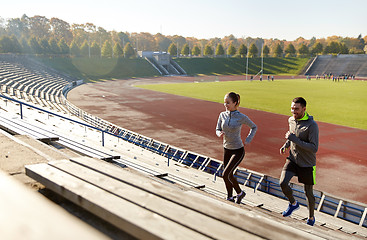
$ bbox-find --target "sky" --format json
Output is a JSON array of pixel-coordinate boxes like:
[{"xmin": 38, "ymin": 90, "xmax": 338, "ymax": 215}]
[{"xmin": 1, "ymin": 0, "xmax": 366, "ymax": 41}]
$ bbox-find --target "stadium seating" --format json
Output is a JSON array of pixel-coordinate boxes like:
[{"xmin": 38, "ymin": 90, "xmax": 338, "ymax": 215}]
[
  {"xmin": 27, "ymin": 157, "xmax": 314, "ymax": 239},
  {"xmin": 0, "ymin": 169, "xmax": 109, "ymax": 240},
  {"xmin": 0, "ymin": 54, "xmax": 77, "ymax": 112},
  {"xmin": 306, "ymin": 54, "xmax": 367, "ymax": 77},
  {"xmin": 1, "ymin": 54, "xmax": 367, "ymax": 238}
]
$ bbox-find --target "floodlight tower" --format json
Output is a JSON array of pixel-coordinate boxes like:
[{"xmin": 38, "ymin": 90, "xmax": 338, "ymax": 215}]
[
  {"xmin": 261, "ymin": 43, "xmax": 264, "ymax": 80},
  {"xmin": 246, "ymin": 43, "xmax": 249, "ymax": 80}
]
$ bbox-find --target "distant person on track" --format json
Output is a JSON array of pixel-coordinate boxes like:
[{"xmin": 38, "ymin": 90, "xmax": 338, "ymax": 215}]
[
  {"xmin": 216, "ymin": 92, "xmax": 257, "ymax": 204},
  {"xmin": 279, "ymin": 97, "xmax": 319, "ymax": 226}
]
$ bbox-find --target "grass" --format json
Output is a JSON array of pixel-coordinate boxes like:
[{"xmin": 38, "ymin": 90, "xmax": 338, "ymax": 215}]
[
  {"xmin": 34, "ymin": 56, "xmax": 309, "ymax": 81},
  {"xmin": 35, "ymin": 56, "xmax": 159, "ymax": 81},
  {"xmin": 136, "ymin": 79, "xmax": 367, "ymax": 130},
  {"xmin": 174, "ymin": 57, "xmax": 309, "ymax": 75}
]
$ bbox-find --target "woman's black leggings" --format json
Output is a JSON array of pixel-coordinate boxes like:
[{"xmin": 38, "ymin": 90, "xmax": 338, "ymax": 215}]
[{"xmin": 223, "ymin": 147, "xmax": 245, "ymax": 198}]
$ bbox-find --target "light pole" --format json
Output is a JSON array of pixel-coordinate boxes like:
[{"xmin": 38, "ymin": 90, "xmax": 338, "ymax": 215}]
[
  {"xmin": 246, "ymin": 43, "xmax": 249, "ymax": 80},
  {"xmin": 123, "ymin": 38, "xmax": 125, "ymax": 58},
  {"xmin": 88, "ymin": 34, "xmax": 91, "ymax": 58},
  {"xmin": 261, "ymin": 43, "xmax": 264, "ymax": 80}
]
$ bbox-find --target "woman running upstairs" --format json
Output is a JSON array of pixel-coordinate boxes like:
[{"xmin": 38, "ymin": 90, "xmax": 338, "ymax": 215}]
[{"xmin": 216, "ymin": 92, "xmax": 257, "ymax": 204}]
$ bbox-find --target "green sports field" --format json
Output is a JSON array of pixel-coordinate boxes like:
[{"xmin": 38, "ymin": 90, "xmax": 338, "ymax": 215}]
[{"xmin": 136, "ymin": 79, "xmax": 367, "ymax": 130}]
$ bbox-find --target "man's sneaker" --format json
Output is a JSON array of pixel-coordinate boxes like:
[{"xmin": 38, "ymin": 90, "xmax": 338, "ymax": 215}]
[
  {"xmin": 306, "ymin": 217, "xmax": 315, "ymax": 226},
  {"xmin": 282, "ymin": 201, "xmax": 300, "ymax": 217},
  {"xmin": 236, "ymin": 190, "xmax": 246, "ymax": 204},
  {"xmin": 227, "ymin": 196, "xmax": 235, "ymax": 202}
]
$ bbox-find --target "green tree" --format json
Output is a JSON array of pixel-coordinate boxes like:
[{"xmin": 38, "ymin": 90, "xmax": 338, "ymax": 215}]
[
  {"xmin": 90, "ymin": 41, "xmax": 100, "ymax": 57},
  {"xmin": 324, "ymin": 41, "xmax": 340, "ymax": 54},
  {"xmin": 285, "ymin": 43, "xmax": 296, "ymax": 57},
  {"xmin": 215, "ymin": 44, "xmax": 225, "ymax": 55},
  {"xmin": 69, "ymin": 40, "xmax": 80, "ymax": 56},
  {"xmin": 181, "ymin": 43, "xmax": 189, "ymax": 56},
  {"xmin": 0, "ymin": 36, "xmax": 21, "ymax": 53},
  {"xmin": 298, "ymin": 44, "xmax": 309, "ymax": 56},
  {"xmin": 311, "ymin": 42, "xmax": 323, "ymax": 55},
  {"xmin": 191, "ymin": 45, "xmax": 200, "ymax": 56},
  {"xmin": 249, "ymin": 43, "xmax": 258, "ymax": 57},
  {"xmin": 262, "ymin": 45, "xmax": 270, "ymax": 57},
  {"xmin": 123, "ymin": 42, "xmax": 135, "ymax": 58},
  {"xmin": 117, "ymin": 32, "xmax": 130, "ymax": 47},
  {"xmin": 168, "ymin": 43, "xmax": 177, "ymax": 56},
  {"xmin": 273, "ymin": 43, "xmax": 283, "ymax": 57},
  {"xmin": 357, "ymin": 34, "xmax": 365, "ymax": 50},
  {"xmin": 12, "ymin": 36, "xmax": 22, "ymax": 53},
  {"xmin": 20, "ymin": 38, "xmax": 32, "ymax": 53},
  {"xmin": 101, "ymin": 40, "xmax": 112, "ymax": 57},
  {"xmin": 49, "ymin": 38, "xmax": 60, "ymax": 54},
  {"xmin": 238, "ymin": 44, "xmax": 247, "ymax": 58},
  {"xmin": 80, "ymin": 40, "xmax": 89, "ymax": 57},
  {"xmin": 339, "ymin": 43, "xmax": 349, "ymax": 54},
  {"xmin": 204, "ymin": 44, "xmax": 213, "ymax": 56},
  {"xmin": 29, "ymin": 37, "xmax": 42, "ymax": 54},
  {"xmin": 113, "ymin": 43, "xmax": 123, "ymax": 57},
  {"xmin": 39, "ymin": 38, "xmax": 51, "ymax": 54},
  {"xmin": 227, "ymin": 44, "xmax": 236, "ymax": 56},
  {"xmin": 58, "ymin": 38, "xmax": 69, "ymax": 54},
  {"xmin": 323, "ymin": 45, "xmax": 330, "ymax": 54}
]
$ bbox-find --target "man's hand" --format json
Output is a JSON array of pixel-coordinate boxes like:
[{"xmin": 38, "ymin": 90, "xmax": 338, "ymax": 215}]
[{"xmin": 285, "ymin": 131, "xmax": 297, "ymax": 142}]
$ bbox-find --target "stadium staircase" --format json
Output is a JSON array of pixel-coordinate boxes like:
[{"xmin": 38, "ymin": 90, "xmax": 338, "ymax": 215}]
[
  {"xmin": 144, "ymin": 56, "xmax": 187, "ymax": 76},
  {"xmin": 0, "ymin": 54, "xmax": 367, "ymax": 239},
  {"xmin": 305, "ymin": 54, "xmax": 367, "ymax": 77}
]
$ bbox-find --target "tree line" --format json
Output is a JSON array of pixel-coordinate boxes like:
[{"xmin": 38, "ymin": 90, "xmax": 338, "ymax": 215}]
[{"xmin": 0, "ymin": 14, "xmax": 366, "ymax": 58}]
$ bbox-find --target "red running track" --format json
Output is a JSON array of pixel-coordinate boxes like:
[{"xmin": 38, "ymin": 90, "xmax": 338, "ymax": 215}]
[{"xmin": 68, "ymin": 76, "xmax": 367, "ymax": 203}]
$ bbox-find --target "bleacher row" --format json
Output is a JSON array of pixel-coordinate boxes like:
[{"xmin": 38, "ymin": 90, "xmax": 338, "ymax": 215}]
[
  {"xmin": 0, "ymin": 54, "xmax": 78, "ymax": 112},
  {"xmin": 1, "ymin": 54, "xmax": 367, "ymax": 239},
  {"xmin": 305, "ymin": 54, "xmax": 367, "ymax": 77}
]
